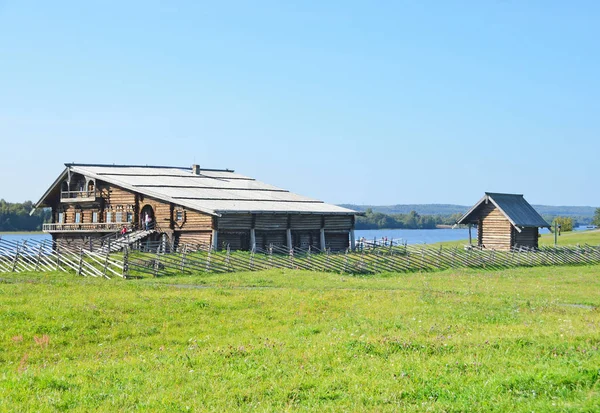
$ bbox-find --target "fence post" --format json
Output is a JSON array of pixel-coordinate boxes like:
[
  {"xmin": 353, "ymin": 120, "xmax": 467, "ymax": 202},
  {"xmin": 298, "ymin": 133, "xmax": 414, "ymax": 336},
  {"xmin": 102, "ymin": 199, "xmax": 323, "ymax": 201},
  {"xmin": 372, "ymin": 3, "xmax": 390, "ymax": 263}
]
[
  {"xmin": 206, "ymin": 245, "xmax": 212, "ymax": 273},
  {"xmin": 55, "ymin": 244, "xmax": 61, "ymax": 271},
  {"xmin": 180, "ymin": 244, "xmax": 187, "ymax": 273},
  {"xmin": 154, "ymin": 246, "xmax": 161, "ymax": 277},
  {"xmin": 11, "ymin": 243, "xmax": 21, "ymax": 272},
  {"xmin": 78, "ymin": 248, "xmax": 83, "ymax": 276},
  {"xmin": 250, "ymin": 247, "xmax": 255, "ymax": 271},
  {"xmin": 103, "ymin": 249, "xmax": 110, "ymax": 278},
  {"xmin": 123, "ymin": 246, "xmax": 129, "ymax": 278},
  {"xmin": 342, "ymin": 249, "xmax": 348, "ymax": 274},
  {"xmin": 225, "ymin": 245, "xmax": 231, "ymax": 272},
  {"xmin": 35, "ymin": 244, "xmax": 43, "ymax": 272},
  {"xmin": 307, "ymin": 246, "xmax": 312, "ymax": 271},
  {"xmin": 289, "ymin": 247, "xmax": 294, "ymax": 269}
]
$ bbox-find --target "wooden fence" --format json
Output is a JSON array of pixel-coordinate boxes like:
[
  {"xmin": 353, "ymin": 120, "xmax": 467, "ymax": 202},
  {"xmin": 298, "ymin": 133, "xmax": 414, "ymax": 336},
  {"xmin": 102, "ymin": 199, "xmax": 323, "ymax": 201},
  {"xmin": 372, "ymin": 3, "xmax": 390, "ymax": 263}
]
[{"xmin": 2, "ymin": 237, "xmax": 600, "ymax": 278}]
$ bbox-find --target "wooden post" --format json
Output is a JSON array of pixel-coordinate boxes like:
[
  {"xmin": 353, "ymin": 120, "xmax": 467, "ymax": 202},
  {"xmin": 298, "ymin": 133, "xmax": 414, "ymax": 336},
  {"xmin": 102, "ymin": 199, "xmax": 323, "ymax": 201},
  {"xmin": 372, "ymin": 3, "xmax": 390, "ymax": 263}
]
[
  {"xmin": 350, "ymin": 229, "xmax": 356, "ymax": 251},
  {"xmin": 180, "ymin": 244, "xmax": 187, "ymax": 273},
  {"xmin": 78, "ymin": 248, "xmax": 83, "ymax": 276},
  {"xmin": 468, "ymin": 224, "xmax": 472, "ymax": 246},
  {"xmin": 226, "ymin": 245, "xmax": 231, "ymax": 272},
  {"xmin": 320, "ymin": 228, "xmax": 326, "ymax": 251},
  {"xmin": 286, "ymin": 229, "xmax": 292, "ymax": 252},
  {"xmin": 250, "ymin": 228, "xmax": 256, "ymax": 252},
  {"xmin": 35, "ymin": 244, "xmax": 43, "ymax": 272},
  {"xmin": 206, "ymin": 245, "xmax": 212, "ymax": 273},
  {"xmin": 212, "ymin": 230, "xmax": 218, "ymax": 251},
  {"xmin": 154, "ymin": 246, "xmax": 161, "ymax": 277},
  {"xmin": 103, "ymin": 250, "xmax": 110, "ymax": 278},
  {"xmin": 343, "ymin": 248, "xmax": 348, "ymax": 274},
  {"xmin": 55, "ymin": 245, "xmax": 61, "ymax": 271},
  {"xmin": 123, "ymin": 246, "xmax": 129, "ymax": 278},
  {"xmin": 11, "ymin": 243, "xmax": 20, "ymax": 272}
]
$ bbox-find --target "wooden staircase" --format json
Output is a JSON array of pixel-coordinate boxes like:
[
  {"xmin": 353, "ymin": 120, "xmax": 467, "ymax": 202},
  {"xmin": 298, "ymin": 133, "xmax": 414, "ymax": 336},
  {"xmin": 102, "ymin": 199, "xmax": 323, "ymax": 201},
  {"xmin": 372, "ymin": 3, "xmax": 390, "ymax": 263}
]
[{"xmin": 99, "ymin": 230, "xmax": 156, "ymax": 254}]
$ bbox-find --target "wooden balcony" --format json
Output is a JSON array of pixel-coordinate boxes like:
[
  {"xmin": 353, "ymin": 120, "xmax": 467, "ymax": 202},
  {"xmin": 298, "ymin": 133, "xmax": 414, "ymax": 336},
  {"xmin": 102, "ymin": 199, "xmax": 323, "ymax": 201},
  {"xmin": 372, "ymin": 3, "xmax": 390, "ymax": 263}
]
[
  {"xmin": 43, "ymin": 222, "xmax": 133, "ymax": 233},
  {"xmin": 60, "ymin": 190, "xmax": 98, "ymax": 203}
]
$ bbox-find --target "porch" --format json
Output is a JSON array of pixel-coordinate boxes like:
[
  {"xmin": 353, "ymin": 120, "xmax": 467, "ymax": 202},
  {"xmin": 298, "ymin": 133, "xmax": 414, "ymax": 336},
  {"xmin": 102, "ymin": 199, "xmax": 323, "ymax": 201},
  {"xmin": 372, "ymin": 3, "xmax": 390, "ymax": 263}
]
[{"xmin": 42, "ymin": 222, "xmax": 133, "ymax": 233}]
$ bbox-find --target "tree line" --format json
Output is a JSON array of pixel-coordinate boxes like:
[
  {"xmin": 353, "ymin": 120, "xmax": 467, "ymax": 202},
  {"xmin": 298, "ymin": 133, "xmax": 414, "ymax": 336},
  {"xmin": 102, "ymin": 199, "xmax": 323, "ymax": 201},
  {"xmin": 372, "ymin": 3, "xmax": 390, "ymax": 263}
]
[
  {"xmin": 356, "ymin": 209, "xmax": 463, "ymax": 230},
  {"xmin": 0, "ymin": 200, "xmax": 51, "ymax": 231}
]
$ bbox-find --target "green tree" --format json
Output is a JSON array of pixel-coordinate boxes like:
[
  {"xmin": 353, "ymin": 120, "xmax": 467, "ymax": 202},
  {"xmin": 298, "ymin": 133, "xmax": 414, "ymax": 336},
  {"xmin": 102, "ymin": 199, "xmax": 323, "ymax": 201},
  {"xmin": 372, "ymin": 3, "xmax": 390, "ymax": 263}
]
[
  {"xmin": 593, "ymin": 208, "xmax": 600, "ymax": 227},
  {"xmin": 552, "ymin": 217, "xmax": 573, "ymax": 232}
]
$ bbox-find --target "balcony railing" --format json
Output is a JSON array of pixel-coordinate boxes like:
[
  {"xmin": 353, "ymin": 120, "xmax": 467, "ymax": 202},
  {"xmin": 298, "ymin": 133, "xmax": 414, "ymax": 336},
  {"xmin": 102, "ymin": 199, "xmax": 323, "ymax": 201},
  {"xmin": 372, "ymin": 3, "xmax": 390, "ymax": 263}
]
[
  {"xmin": 43, "ymin": 222, "xmax": 133, "ymax": 233},
  {"xmin": 60, "ymin": 190, "xmax": 98, "ymax": 202}
]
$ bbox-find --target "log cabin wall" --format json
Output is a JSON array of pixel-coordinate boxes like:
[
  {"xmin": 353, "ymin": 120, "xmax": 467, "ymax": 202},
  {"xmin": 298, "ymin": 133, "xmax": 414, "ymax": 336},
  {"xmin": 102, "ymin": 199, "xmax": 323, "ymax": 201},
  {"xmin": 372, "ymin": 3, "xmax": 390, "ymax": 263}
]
[
  {"xmin": 325, "ymin": 232, "xmax": 351, "ymax": 251},
  {"xmin": 254, "ymin": 214, "xmax": 288, "ymax": 230},
  {"xmin": 292, "ymin": 230, "xmax": 321, "ymax": 249},
  {"xmin": 513, "ymin": 227, "xmax": 539, "ymax": 249},
  {"xmin": 176, "ymin": 231, "xmax": 213, "ymax": 249},
  {"xmin": 98, "ymin": 183, "xmax": 137, "ymax": 224},
  {"xmin": 255, "ymin": 230, "xmax": 286, "ymax": 249},
  {"xmin": 478, "ymin": 203, "xmax": 513, "ymax": 251},
  {"xmin": 138, "ymin": 195, "xmax": 172, "ymax": 230},
  {"xmin": 53, "ymin": 232, "xmax": 104, "ymax": 250},
  {"xmin": 174, "ymin": 208, "xmax": 214, "ymax": 231},
  {"xmin": 219, "ymin": 231, "xmax": 250, "ymax": 250},
  {"xmin": 217, "ymin": 214, "xmax": 252, "ymax": 230}
]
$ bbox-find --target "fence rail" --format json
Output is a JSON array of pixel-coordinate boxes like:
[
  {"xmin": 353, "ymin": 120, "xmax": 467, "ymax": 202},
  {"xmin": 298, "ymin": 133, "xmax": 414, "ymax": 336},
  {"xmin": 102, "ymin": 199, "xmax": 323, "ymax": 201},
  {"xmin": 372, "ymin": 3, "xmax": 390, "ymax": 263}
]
[{"xmin": 2, "ymin": 236, "xmax": 600, "ymax": 278}]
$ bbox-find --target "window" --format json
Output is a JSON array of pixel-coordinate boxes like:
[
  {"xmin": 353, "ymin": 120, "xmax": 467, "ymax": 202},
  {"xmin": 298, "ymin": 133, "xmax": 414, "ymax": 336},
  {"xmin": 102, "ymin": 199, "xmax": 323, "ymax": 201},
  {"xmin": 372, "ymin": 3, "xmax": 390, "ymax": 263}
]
[
  {"xmin": 126, "ymin": 212, "xmax": 133, "ymax": 222},
  {"xmin": 57, "ymin": 212, "xmax": 64, "ymax": 223},
  {"xmin": 176, "ymin": 210, "xmax": 183, "ymax": 221},
  {"xmin": 106, "ymin": 212, "xmax": 113, "ymax": 223},
  {"xmin": 92, "ymin": 212, "xmax": 98, "ymax": 223},
  {"xmin": 116, "ymin": 212, "xmax": 123, "ymax": 223},
  {"xmin": 75, "ymin": 212, "xmax": 81, "ymax": 224}
]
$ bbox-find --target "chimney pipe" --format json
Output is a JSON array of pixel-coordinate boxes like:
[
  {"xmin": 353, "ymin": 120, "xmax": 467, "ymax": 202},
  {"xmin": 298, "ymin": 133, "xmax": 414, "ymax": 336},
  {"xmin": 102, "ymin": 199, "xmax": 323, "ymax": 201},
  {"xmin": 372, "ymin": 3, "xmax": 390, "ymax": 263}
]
[{"xmin": 192, "ymin": 164, "xmax": 201, "ymax": 175}]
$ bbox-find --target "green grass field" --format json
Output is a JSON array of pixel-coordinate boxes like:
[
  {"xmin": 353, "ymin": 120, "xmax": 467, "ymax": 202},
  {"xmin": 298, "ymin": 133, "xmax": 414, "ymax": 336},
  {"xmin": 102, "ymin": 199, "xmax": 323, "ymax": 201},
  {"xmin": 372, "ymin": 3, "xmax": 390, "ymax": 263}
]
[{"xmin": 1, "ymin": 266, "xmax": 599, "ymax": 412}]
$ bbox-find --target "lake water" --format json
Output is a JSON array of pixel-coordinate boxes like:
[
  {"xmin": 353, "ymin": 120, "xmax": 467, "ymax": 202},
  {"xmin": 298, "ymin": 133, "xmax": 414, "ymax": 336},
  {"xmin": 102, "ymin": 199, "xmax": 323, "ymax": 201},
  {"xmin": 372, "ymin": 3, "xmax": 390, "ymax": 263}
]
[
  {"xmin": 0, "ymin": 233, "xmax": 52, "ymax": 243},
  {"xmin": 356, "ymin": 226, "xmax": 591, "ymax": 245},
  {"xmin": 0, "ymin": 226, "xmax": 594, "ymax": 246}
]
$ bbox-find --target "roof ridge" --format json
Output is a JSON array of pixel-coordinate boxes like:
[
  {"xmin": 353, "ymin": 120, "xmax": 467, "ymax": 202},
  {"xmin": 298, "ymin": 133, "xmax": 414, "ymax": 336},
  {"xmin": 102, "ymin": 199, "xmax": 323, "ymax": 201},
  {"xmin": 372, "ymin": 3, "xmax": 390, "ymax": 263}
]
[{"xmin": 64, "ymin": 163, "xmax": 235, "ymax": 172}]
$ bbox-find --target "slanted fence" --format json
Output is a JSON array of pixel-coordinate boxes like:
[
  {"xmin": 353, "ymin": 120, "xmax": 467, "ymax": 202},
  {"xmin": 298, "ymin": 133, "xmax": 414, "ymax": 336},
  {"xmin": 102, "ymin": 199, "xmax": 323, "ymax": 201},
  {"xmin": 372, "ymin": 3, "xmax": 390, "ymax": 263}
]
[
  {"xmin": 2, "ymin": 237, "xmax": 600, "ymax": 278},
  {"xmin": 0, "ymin": 238, "xmax": 125, "ymax": 279}
]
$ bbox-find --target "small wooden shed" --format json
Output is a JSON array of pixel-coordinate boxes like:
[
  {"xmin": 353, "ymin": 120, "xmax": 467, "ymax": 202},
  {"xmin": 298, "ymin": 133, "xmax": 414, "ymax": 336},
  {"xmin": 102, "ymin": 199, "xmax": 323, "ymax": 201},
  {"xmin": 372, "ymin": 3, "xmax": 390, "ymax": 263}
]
[{"xmin": 456, "ymin": 193, "xmax": 550, "ymax": 250}]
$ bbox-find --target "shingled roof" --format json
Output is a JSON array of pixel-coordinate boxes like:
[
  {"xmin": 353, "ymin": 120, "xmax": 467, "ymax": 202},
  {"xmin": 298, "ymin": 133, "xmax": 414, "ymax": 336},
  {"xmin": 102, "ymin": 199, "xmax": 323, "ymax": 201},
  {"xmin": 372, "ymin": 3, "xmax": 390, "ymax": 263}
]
[
  {"xmin": 457, "ymin": 192, "xmax": 550, "ymax": 229},
  {"xmin": 34, "ymin": 163, "xmax": 357, "ymax": 217}
]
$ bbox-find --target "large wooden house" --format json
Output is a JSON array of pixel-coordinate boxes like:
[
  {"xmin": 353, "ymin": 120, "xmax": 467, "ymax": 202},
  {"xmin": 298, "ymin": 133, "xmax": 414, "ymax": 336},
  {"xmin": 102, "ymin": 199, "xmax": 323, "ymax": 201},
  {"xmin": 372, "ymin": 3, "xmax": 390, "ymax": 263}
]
[
  {"xmin": 456, "ymin": 192, "xmax": 550, "ymax": 250},
  {"xmin": 34, "ymin": 163, "xmax": 358, "ymax": 251}
]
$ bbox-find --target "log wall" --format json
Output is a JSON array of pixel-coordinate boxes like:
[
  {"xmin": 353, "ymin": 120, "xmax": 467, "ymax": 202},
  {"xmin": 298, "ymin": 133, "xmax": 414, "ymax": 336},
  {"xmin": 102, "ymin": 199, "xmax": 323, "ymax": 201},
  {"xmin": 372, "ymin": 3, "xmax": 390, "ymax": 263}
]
[
  {"xmin": 176, "ymin": 231, "xmax": 213, "ymax": 248},
  {"xmin": 139, "ymin": 195, "xmax": 172, "ymax": 230},
  {"xmin": 255, "ymin": 230, "xmax": 287, "ymax": 249},
  {"xmin": 478, "ymin": 203, "xmax": 512, "ymax": 251},
  {"xmin": 513, "ymin": 227, "xmax": 539, "ymax": 249},
  {"xmin": 175, "ymin": 208, "xmax": 213, "ymax": 231},
  {"xmin": 325, "ymin": 232, "xmax": 350, "ymax": 251}
]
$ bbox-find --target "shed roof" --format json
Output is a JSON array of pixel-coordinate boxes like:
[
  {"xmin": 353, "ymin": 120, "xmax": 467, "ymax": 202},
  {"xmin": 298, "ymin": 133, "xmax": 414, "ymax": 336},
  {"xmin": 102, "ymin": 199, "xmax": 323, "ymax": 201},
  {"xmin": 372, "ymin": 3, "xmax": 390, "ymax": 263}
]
[
  {"xmin": 457, "ymin": 192, "xmax": 550, "ymax": 229},
  {"xmin": 34, "ymin": 163, "xmax": 357, "ymax": 217}
]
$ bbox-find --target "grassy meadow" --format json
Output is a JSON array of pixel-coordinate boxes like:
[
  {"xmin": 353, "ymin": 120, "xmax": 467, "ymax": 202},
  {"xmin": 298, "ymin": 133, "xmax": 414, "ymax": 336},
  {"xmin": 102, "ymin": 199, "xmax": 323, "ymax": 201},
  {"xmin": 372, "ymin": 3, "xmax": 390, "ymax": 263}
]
[{"xmin": 1, "ymin": 265, "xmax": 600, "ymax": 412}]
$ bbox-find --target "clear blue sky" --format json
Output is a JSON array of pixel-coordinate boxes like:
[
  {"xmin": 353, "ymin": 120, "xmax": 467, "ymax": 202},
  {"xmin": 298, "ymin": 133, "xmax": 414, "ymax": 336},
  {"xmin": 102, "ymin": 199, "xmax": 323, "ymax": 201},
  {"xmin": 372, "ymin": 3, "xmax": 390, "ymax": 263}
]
[{"xmin": 1, "ymin": 1, "xmax": 598, "ymax": 207}]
